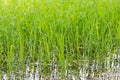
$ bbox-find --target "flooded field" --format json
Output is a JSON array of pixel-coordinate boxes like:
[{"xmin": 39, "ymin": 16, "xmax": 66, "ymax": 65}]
[
  {"xmin": 1, "ymin": 54, "xmax": 120, "ymax": 80},
  {"xmin": 0, "ymin": 0, "xmax": 120, "ymax": 80}
]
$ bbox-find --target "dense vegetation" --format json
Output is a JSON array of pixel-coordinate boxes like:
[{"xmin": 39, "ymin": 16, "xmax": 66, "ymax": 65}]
[{"xmin": 0, "ymin": 0, "xmax": 120, "ymax": 75}]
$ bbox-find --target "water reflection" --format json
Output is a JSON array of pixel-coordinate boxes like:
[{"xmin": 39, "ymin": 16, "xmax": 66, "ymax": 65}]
[{"xmin": 1, "ymin": 54, "xmax": 120, "ymax": 80}]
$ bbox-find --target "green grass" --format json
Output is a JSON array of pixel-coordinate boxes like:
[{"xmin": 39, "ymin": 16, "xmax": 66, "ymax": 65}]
[{"xmin": 0, "ymin": 0, "xmax": 120, "ymax": 75}]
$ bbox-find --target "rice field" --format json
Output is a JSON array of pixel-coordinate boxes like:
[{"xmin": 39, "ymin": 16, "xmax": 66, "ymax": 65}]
[{"xmin": 0, "ymin": 0, "xmax": 120, "ymax": 80}]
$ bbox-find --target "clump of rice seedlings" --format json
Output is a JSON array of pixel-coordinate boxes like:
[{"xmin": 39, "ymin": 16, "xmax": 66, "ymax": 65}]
[{"xmin": 0, "ymin": 0, "xmax": 120, "ymax": 79}]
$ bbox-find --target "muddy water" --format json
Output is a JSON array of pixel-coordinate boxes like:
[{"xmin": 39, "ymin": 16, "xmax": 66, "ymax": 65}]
[{"xmin": 0, "ymin": 54, "xmax": 120, "ymax": 80}]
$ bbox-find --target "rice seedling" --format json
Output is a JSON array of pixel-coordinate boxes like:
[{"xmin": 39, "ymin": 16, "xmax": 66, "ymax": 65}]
[{"xmin": 0, "ymin": 0, "xmax": 120, "ymax": 79}]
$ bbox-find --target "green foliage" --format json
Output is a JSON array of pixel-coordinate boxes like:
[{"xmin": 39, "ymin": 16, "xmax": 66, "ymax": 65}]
[{"xmin": 0, "ymin": 0, "xmax": 120, "ymax": 74}]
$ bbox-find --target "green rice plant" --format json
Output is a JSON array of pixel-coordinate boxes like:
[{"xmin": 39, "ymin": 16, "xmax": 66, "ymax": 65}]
[{"xmin": 0, "ymin": 0, "xmax": 120, "ymax": 77}]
